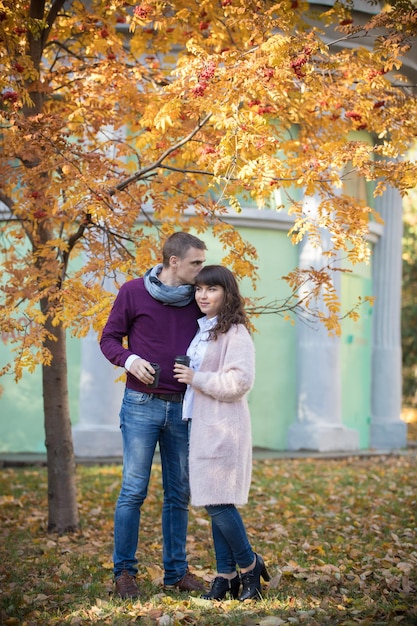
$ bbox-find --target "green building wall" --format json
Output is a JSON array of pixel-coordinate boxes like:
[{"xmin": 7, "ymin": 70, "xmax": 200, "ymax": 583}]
[
  {"xmin": 0, "ymin": 222, "xmax": 373, "ymax": 453},
  {"xmin": 0, "ymin": 335, "xmax": 81, "ymax": 453},
  {"xmin": 340, "ymin": 267, "xmax": 373, "ymax": 449}
]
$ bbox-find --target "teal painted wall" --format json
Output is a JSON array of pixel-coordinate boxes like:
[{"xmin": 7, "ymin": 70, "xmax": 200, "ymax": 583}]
[
  {"xmin": 0, "ymin": 334, "xmax": 81, "ymax": 452},
  {"xmin": 238, "ymin": 227, "xmax": 298, "ymax": 450},
  {"xmin": 0, "ymin": 221, "xmax": 373, "ymax": 453},
  {"xmin": 340, "ymin": 263, "xmax": 373, "ymax": 448},
  {"xmin": 200, "ymin": 224, "xmax": 298, "ymax": 450}
]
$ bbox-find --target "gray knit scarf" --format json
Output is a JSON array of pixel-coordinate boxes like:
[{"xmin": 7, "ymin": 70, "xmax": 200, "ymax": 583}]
[{"xmin": 143, "ymin": 264, "xmax": 195, "ymax": 307}]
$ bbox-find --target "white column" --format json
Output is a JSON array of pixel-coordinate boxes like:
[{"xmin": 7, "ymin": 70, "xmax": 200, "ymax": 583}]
[
  {"xmin": 72, "ymin": 274, "xmax": 124, "ymax": 457},
  {"xmin": 371, "ymin": 185, "xmax": 407, "ymax": 449},
  {"xmin": 287, "ymin": 198, "xmax": 359, "ymax": 452},
  {"xmin": 72, "ymin": 328, "xmax": 124, "ymax": 457}
]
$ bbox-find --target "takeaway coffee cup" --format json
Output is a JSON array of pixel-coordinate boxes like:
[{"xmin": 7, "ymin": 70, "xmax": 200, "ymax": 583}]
[
  {"xmin": 146, "ymin": 362, "xmax": 161, "ymax": 388},
  {"xmin": 174, "ymin": 355, "xmax": 190, "ymax": 367}
]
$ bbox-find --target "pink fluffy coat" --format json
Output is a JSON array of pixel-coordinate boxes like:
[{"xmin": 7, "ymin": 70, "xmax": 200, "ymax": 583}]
[{"xmin": 189, "ymin": 324, "xmax": 255, "ymax": 507}]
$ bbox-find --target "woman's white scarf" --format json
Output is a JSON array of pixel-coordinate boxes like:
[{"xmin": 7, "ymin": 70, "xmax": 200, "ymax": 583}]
[{"xmin": 143, "ymin": 264, "xmax": 195, "ymax": 307}]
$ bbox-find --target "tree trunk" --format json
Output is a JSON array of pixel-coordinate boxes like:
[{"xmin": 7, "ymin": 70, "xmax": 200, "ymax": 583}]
[{"xmin": 42, "ymin": 318, "xmax": 79, "ymax": 533}]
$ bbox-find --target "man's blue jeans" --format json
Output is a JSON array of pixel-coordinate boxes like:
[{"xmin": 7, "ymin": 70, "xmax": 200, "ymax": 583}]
[
  {"xmin": 205, "ymin": 504, "xmax": 254, "ymax": 573},
  {"xmin": 113, "ymin": 389, "xmax": 190, "ymax": 585}
]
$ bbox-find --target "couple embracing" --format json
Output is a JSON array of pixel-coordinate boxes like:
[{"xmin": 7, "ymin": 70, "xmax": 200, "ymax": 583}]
[{"xmin": 100, "ymin": 231, "xmax": 270, "ymax": 602}]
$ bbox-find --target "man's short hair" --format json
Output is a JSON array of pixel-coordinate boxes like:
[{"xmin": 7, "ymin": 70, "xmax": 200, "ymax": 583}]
[{"xmin": 162, "ymin": 232, "xmax": 207, "ymax": 266}]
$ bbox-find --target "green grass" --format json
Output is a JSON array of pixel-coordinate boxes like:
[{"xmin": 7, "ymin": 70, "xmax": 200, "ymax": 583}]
[{"xmin": 1, "ymin": 454, "xmax": 416, "ymax": 625}]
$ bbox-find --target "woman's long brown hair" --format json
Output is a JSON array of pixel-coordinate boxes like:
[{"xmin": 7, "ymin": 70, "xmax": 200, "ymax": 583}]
[{"xmin": 194, "ymin": 265, "xmax": 250, "ymax": 340}]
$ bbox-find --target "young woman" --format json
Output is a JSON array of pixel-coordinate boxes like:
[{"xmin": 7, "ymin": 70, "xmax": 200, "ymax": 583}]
[{"xmin": 174, "ymin": 265, "xmax": 270, "ymax": 601}]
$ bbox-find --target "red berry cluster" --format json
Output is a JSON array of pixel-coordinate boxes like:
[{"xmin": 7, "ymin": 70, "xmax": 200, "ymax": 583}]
[
  {"xmin": 202, "ymin": 145, "xmax": 216, "ymax": 155},
  {"xmin": 289, "ymin": 46, "xmax": 312, "ymax": 79},
  {"xmin": 345, "ymin": 110, "xmax": 367, "ymax": 129},
  {"xmin": 134, "ymin": 4, "xmax": 152, "ymax": 19},
  {"xmin": 345, "ymin": 111, "xmax": 362, "ymax": 121},
  {"xmin": 247, "ymin": 99, "xmax": 274, "ymax": 114},
  {"xmin": 367, "ymin": 68, "xmax": 387, "ymax": 80},
  {"xmin": 262, "ymin": 67, "xmax": 274, "ymax": 81},
  {"xmin": 2, "ymin": 90, "xmax": 19, "ymax": 102},
  {"xmin": 257, "ymin": 104, "xmax": 274, "ymax": 114},
  {"xmin": 290, "ymin": 56, "xmax": 307, "ymax": 78},
  {"xmin": 200, "ymin": 60, "xmax": 216, "ymax": 82},
  {"xmin": 191, "ymin": 83, "xmax": 206, "ymax": 97},
  {"xmin": 191, "ymin": 61, "xmax": 216, "ymax": 97}
]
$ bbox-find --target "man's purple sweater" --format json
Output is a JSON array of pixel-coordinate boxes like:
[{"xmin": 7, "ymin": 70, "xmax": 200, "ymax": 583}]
[{"xmin": 100, "ymin": 278, "xmax": 201, "ymax": 394}]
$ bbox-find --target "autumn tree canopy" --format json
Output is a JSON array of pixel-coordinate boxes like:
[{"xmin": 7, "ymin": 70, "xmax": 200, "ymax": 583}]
[
  {"xmin": 0, "ymin": 0, "xmax": 416, "ymax": 531},
  {"xmin": 1, "ymin": 0, "xmax": 416, "ymax": 376}
]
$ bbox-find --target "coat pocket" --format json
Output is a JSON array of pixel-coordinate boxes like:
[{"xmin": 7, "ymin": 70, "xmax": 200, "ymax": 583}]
[{"xmin": 192, "ymin": 411, "xmax": 238, "ymax": 459}]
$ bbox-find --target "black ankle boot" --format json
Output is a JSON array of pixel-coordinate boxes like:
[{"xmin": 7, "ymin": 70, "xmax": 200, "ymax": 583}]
[
  {"xmin": 239, "ymin": 553, "xmax": 271, "ymax": 601},
  {"xmin": 202, "ymin": 574, "xmax": 240, "ymax": 600}
]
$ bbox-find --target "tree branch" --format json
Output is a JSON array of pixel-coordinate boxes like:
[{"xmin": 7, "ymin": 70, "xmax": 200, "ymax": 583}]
[
  {"xmin": 0, "ymin": 191, "xmax": 14, "ymax": 211},
  {"xmin": 111, "ymin": 113, "xmax": 213, "ymax": 194},
  {"xmin": 40, "ymin": 0, "xmax": 68, "ymax": 50},
  {"xmin": 160, "ymin": 164, "xmax": 216, "ymax": 177}
]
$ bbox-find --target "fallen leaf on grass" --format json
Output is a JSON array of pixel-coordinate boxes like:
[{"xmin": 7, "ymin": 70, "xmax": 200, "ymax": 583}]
[
  {"xmin": 146, "ymin": 564, "xmax": 164, "ymax": 583},
  {"xmin": 189, "ymin": 597, "xmax": 212, "ymax": 607},
  {"xmin": 58, "ymin": 563, "xmax": 72, "ymax": 576},
  {"xmin": 33, "ymin": 593, "xmax": 49, "ymax": 603},
  {"xmin": 397, "ymin": 561, "xmax": 413, "ymax": 575},
  {"xmin": 259, "ymin": 617, "xmax": 286, "ymax": 625},
  {"xmin": 268, "ymin": 570, "xmax": 282, "ymax": 589}
]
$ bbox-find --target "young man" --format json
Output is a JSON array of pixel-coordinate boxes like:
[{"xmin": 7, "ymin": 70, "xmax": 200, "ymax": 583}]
[{"xmin": 100, "ymin": 231, "xmax": 207, "ymax": 599}]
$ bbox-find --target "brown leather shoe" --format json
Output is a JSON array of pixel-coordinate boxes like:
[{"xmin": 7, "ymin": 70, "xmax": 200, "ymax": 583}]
[
  {"xmin": 115, "ymin": 569, "xmax": 140, "ymax": 599},
  {"xmin": 166, "ymin": 568, "xmax": 206, "ymax": 592}
]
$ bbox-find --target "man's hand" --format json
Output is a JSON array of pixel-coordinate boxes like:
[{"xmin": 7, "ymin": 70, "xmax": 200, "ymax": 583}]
[{"xmin": 129, "ymin": 358, "xmax": 157, "ymax": 385}]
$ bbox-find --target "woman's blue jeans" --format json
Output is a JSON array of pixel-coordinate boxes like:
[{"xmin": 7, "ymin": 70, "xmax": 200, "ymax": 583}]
[
  {"xmin": 113, "ymin": 389, "xmax": 190, "ymax": 585},
  {"xmin": 205, "ymin": 504, "xmax": 254, "ymax": 574}
]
